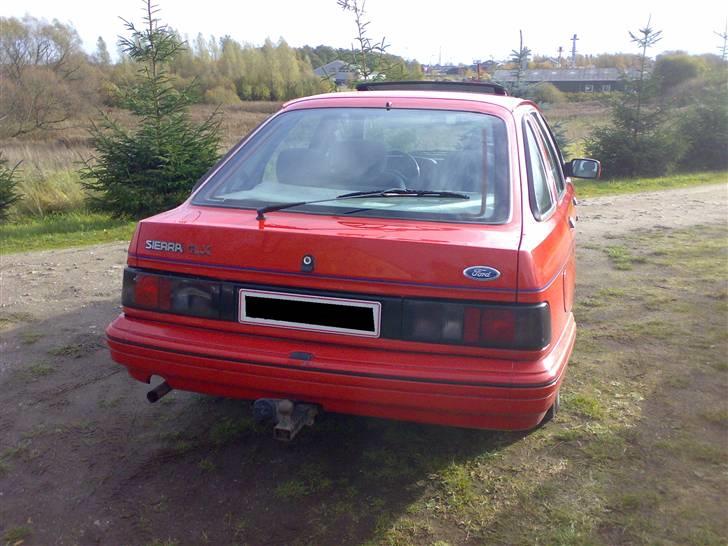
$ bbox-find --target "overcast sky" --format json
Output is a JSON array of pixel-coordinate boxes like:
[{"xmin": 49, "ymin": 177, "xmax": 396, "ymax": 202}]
[{"xmin": 4, "ymin": 0, "xmax": 727, "ymax": 64}]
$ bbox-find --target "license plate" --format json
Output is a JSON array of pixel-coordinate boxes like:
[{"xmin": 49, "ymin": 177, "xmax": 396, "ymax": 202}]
[{"xmin": 238, "ymin": 289, "xmax": 381, "ymax": 337}]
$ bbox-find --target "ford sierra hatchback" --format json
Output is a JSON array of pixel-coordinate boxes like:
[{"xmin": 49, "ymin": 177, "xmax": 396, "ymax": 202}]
[{"xmin": 107, "ymin": 81, "xmax": 600, "ymax": 436}]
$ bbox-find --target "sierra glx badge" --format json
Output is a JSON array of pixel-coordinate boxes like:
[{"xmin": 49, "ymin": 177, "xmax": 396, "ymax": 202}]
[
  {"xmin": 463, "ymin": 266, "xmax": 501, "ymax": 281},
  {"xmin": 145, "ymin": 240, "xmax": 184, "ymax": 253}
]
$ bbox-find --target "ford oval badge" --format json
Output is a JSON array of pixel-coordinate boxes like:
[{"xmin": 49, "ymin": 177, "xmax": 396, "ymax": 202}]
[{"xmin": 463, "ymin": 266, "xmax": 501, "ymax": 281}]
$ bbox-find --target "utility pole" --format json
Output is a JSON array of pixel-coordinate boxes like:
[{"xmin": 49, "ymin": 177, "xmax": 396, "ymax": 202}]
[
  {"xmin": 716, "ymin": 20, "xmax": 728, "ymax": 62},
  {"xmin": 570, "ymin": 34, "xmax": 579, "ymax": 67}
]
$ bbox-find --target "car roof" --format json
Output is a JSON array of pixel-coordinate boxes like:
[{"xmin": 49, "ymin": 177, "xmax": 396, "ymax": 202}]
[{"xmin": 283, "ymin": 90, "xmax": 535, "ymax": 113}]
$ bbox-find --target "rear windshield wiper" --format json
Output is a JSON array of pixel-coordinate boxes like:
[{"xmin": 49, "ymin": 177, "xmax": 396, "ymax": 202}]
[{"xmin": 256, "ymin": 188, "xmax": 469, "ymax": 220}]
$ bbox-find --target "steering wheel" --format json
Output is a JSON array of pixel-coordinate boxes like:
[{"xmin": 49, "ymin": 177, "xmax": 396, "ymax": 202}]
[{"xmin": 384, "ymin": 151, "xmax": 421, "ymax": 187}]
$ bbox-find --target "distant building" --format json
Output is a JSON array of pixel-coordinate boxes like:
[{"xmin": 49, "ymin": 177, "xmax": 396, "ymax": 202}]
[
  {"xmin": 493, "ymin": 67, "xmax": 640, "ymax": 92},
  {"xmin": 313, "ymin": 60, "xmax": 359, "ymax": 86}
]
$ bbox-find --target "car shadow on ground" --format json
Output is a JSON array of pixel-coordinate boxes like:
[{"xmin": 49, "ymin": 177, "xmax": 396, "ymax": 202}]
[{"xmin": 0, "ymin": 300, "xmax": 526, "ymax": 546}]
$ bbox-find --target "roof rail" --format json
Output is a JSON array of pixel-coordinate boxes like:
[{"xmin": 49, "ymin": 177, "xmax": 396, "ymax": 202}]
[{"xmin": 356, "ymin": 80, "xmax": 508, "ymax": 96}]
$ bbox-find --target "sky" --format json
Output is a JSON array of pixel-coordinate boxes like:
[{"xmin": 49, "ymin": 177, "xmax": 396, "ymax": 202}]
[{"xmin": 4, "ymin": 0, "xmax": 727, "ymax": 64}]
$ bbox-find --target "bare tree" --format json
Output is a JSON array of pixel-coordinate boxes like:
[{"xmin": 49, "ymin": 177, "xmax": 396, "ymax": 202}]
[
  {"xmin": 337, "ymin": 0, "xmax": 389, "ymax": 81},
  {"xmin": 0, "ymin": 15, "xmax": 88, "ymax": 137}
]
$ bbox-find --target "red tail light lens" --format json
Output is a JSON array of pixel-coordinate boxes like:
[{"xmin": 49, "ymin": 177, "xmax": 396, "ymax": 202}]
[
  {"xmin": 481, "ymin": 308, "xmax": 516, "ymax": 347},
  {"xmin": 123, "ymin": 269, "xmax": 223, "ymax": 319},
  {"xmin": 403, "ymin": 299, "xmax": 550, "ymax": 351},
  {"xmin": 133, "ymin": 274, "xmax": 161, "ymax": 309}
]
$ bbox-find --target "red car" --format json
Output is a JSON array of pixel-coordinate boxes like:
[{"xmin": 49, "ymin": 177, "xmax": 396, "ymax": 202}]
[{"xmin": 107, "ymin": 81, "xmax": 600, "ymax": 439}]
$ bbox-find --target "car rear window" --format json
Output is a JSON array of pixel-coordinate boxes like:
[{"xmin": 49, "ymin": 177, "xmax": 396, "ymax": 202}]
[{"xmin": 193, "ymin": 107, "xmax": 511, "ymax": 224}]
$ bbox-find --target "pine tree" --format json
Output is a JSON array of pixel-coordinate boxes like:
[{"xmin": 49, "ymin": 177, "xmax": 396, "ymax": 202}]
[
  {"xmin": 81, "ymin": 1, "xmax": 220, "ymax": 218},
  {"xmin": 585, "ymin": 18, "xmax": 684, "ymax": 178},
  {"xmin": 0, "ymin": 154, "xmax": 21, "ymax": 223}
]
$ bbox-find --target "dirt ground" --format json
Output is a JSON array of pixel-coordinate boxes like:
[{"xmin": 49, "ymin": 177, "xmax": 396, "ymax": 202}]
[{"xmin": 1, "ymin": 183, "xmax": 726, "ymax": 545}]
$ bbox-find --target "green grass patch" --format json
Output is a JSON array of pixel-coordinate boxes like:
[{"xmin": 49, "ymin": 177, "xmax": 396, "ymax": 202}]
[
  {"xmin": 274, "ymin": 479, "xmax": 309, "ymax": 499},
  {"xmin": 563, "ymin": 392, "xmax": 605, "ymax": 420},
  {"xmin": 24, "ymin": 361, "xmax": 56, "ymax": 379},
  {"xmin": 3, "ymin": 526, "xmax": 32, "ymax": 545},
  {"xmin": 0, "ymin": 211, "xmax": 135, "ymax": 254},
  {"xmin": 604, "ymin": 245, "xmax": 646, "ymax": 270},
  {"xmin": 574, "ymin": 170, "xmax": 727, "ymax": 198},
  {"xmin": 208, "ymin": 417, "xmax": 255, "ymax": 446}
]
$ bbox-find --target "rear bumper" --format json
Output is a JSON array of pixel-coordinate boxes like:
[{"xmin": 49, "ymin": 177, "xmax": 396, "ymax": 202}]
[{"xmin": 107, "ymin": 314, "xmax": 575, "ymax": 431}]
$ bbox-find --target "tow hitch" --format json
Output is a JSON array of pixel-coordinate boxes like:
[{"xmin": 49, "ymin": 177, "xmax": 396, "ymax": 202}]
[{"xmin": 253, "ymin": 399, "xmax": 319, "ymax": 441}]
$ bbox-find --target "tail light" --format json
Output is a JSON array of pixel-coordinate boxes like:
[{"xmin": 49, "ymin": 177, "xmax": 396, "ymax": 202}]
[
  {"xmin": 122, "ymin": 268, "xmax": 550, "ymax": 351},
  {"xmin": 402, "ymin": 299, "xmax": 550, "ymax": 351},
  {"xmin": 122, "ymin": 269, "xmax": 230, "ymax": 320}
]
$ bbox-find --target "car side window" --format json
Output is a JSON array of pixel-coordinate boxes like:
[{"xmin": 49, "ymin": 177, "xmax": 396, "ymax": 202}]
[
  {"xmin": 530, "ymin": 114, "xmax": 565, "ymax": 197},
  {"xmin": 524, "ymin": 121, "xmax": 554, "ymax": 219}
]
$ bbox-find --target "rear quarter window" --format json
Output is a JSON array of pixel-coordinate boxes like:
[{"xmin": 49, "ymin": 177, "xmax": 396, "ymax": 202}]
[{"xmin": 524, "ymin": 120, "xmax": 555, "ymax": 219}]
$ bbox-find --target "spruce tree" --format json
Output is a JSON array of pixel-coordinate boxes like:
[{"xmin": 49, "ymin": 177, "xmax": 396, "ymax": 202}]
[
  {"xmin": 81, "ymin": 1, "xmax": 220, "ymax": 218},
  {"xmin": 0, "ymin": 154, "xmax": 21, "ymax": 223},
  {"xmin": 585, "ymin": 19, "xmax": 684, "ymax": 178}
]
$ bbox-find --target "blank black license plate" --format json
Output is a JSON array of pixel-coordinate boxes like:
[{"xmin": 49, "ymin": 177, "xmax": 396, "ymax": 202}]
[{"xmin": 238, "ymin": 289, "xmax": 381, "ymax": 337}]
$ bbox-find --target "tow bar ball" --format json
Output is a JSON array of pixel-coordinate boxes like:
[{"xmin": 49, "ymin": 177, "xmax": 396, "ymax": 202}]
[{"xmin": 254, "ymin": 399, "xmax": 319, "ymax": 441}]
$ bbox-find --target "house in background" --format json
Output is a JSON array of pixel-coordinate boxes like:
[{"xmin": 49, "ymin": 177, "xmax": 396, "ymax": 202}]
[
  {"xmin": 492, "ymin": 67, "xmax": 640, "ymax": 92},
  {"xmin": 313, "ymin": 60, "xmax": 359, "ymax": 86}
]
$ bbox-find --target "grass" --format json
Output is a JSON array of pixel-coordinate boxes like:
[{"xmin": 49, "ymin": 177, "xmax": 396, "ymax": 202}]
[
  {"xmin": 0, "ymin": 211, "xmax": 136, "ymax": 254},
  {"xmin": 348, "ymin": 222, "xmax": 727, "ymax": 545},
  {"xmin": 574, "ymin": 170, "xmax": 727, "ymax": 198},
  {"xmin": 3, "ymin": 526, "xmax": 32, "ymax": 545},
  {"xmin": 0, "ymin": 225, "xmax": 724, "ymax": 545},
  {"xmin": 604, "ymin": 244, "xmax": 647, "ymax": 270},
  {"xmin": 14, "ymin": 170, "xmax": 87, "ymax": 217}
]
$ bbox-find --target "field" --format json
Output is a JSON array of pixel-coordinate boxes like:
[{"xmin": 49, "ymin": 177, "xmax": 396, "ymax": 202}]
[
  {"xmin": 1, "ymin": 184, "xmax": 726, "ymax": 545},
  {"xmin": 1, "ymin": 100, "xmax": 595, "ymax": 218}
]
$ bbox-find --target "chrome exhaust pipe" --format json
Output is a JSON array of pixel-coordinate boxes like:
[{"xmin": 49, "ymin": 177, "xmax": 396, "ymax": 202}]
[{"xmin": 147, "ymin": 381, "xmax": 172, "ymax": 403}]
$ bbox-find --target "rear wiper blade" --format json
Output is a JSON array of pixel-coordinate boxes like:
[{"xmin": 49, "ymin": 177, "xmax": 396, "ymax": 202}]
[{"xmin": 256, "ymin": 188, "xmax": 469, "ymax": 220}]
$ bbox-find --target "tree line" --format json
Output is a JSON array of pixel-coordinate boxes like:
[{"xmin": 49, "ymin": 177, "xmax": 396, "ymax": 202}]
[{"xmin": 0, "ymin": 14, "xmax": 422, "ymax": 138}]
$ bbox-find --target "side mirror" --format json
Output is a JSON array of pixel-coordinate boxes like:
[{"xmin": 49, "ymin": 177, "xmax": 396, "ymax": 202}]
[{"xmin": 565, "ymin": 158, "xmax": 601, "ymax": 179}]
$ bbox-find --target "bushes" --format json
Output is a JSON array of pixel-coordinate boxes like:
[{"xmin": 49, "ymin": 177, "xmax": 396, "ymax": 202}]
[
  {"xmin": 204, "ymin": 85, "xmax": 241, "ymax": 105},
  {"xmin": 528, "ymin": 83, "xmax": 566, "ymax": 105},
  {"xmin": 675, "ymin": 82, "xmax": 728, "ymax": 171},
  {"xmin": 585, "ymin": 68, "xmax": 727, "ymax": 178},
  {"xmin": 585, "ymin": 126, "xmax": 684, "ymax": 178}
]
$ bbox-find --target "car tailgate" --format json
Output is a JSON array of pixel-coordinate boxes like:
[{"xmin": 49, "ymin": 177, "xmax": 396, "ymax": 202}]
[{"xmin": 131, "ymin": 205, "xmax": 521, "ymax": 302}]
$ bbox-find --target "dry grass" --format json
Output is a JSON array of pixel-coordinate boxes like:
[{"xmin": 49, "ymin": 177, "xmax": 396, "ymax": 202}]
[{"xmin": 0, "ymin": 104, "xmax": 278, "ymax": 219}]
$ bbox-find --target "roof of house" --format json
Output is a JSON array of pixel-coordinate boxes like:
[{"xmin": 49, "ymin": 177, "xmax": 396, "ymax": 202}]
[
  {"xmin": 313, "ymin": 60, "xmax": 354, "ymax": 77},
  {"xmin": 493, "ymin": 68, "xmax": 639, "ymax": 83}
]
